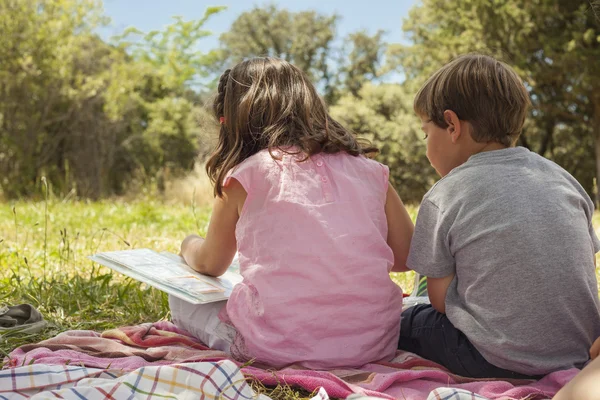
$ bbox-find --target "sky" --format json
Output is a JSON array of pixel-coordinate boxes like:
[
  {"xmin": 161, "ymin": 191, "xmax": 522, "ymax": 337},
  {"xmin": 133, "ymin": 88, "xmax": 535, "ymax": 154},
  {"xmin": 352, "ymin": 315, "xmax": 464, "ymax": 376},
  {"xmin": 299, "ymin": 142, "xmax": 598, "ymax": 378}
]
[{"xmin": 100, "ymin": 0, "xmax": 419, "ymax": 53}]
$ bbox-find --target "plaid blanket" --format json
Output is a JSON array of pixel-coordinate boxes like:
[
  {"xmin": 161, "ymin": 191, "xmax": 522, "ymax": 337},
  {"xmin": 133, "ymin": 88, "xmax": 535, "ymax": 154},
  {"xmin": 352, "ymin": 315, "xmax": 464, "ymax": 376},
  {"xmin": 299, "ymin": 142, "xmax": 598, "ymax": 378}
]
[
  {"xmin": 3, "ymin": 321, "xmax": 577, "ymax": 400},
  {"xmin": 425, "ymin": 388, "xmax": 497, "ymax": 400},
  {"xmin": 0, "ymin": 360, "xmax": 266, "ymax": 400}
]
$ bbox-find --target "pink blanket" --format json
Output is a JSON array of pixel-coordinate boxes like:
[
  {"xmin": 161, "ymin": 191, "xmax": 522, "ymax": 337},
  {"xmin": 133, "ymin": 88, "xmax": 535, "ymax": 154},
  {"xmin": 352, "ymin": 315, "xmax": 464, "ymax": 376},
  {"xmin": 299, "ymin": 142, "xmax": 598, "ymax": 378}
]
[{"xmin": 4, "ymin": 321, "xmax": 577, "ymax": 399}]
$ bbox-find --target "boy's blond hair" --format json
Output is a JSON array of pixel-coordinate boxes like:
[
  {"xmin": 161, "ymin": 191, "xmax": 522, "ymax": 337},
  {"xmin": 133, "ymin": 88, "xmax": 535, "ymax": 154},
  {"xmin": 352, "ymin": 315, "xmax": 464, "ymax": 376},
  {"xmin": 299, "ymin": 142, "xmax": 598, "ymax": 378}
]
[{"xmin": 414, "ymin": 54, "xmax": 531, "ymax": 147}]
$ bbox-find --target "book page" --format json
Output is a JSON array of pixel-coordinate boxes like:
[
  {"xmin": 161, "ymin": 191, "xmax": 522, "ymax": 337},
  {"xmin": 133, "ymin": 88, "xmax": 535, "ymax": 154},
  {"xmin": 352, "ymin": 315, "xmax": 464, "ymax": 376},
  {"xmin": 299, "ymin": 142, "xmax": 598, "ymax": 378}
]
[
  {"xmin": 166, "ymin": 275, "xmax": 223, "ymax": 295},
  {"xmin": 159, "ymin": 251, "xmax": 243, "ymax": 294},
  {"xmin": 95, "ymin": 249, "xmax": 225, "ymax": 294},
  {"xmin": 91, "ymin": 248, "xmax": 244, "ymax": 304},
  {"xmin": 89, "ymin": 254, "xmax": 204, "ymax": 304}
]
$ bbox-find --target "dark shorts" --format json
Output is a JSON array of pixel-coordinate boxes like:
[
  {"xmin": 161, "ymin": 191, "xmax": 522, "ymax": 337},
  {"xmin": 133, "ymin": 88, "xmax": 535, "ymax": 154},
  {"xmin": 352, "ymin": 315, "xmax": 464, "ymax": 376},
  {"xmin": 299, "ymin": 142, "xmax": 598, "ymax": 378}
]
[{"xmin": 398, "ymin": 304, "xmax": 541, "ymax": 379}]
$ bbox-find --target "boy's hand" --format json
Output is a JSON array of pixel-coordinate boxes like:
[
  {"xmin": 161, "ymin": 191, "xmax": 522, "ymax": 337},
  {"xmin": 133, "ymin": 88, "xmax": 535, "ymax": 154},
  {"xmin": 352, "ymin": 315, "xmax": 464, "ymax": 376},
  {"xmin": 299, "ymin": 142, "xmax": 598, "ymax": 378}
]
[{"xmin": 591, "ymin": 337, "xmax": 600, "ymax": 360}]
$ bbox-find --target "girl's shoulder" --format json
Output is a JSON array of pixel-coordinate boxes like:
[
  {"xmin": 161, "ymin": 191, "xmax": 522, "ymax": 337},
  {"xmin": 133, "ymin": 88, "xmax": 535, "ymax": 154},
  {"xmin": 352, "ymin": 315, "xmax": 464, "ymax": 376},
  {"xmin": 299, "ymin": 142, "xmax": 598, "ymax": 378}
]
[
  {"xmin": 320, "ymin": 152, "xmax": 389, "ymax": 194},
  {"xmin": 324, "ymin": 152, "xmax": 389, "ymax": 177},
  {"xmin": 231, "ymin": 149, "xmax": 275, "ymax": 172},
  {"xmin": 225, "ymin": 149, "xmax": 279, "ymax": 191},
  {"xmin": 323, "ymin": 151, "xmax": 383, "ymax": 166}
]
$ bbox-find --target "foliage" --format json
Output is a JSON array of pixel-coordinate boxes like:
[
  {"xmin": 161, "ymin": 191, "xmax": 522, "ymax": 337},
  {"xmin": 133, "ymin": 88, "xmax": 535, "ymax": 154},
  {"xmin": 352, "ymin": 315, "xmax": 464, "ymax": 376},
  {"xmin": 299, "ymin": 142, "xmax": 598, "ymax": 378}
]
[
  {"xmin": 0, "ymin": 0, "xmax": 106, "ymax": 198},
  {"xmin": 0, "ymin": 0, "xmax": 221, "ymax": 199},
  {"xmin": 391, "ymin": 0, "xmax": 600, "ymax": 199},
  {"xmin": 1, "ymin": 0, "xmax": 599, "ymax": 205},
  {"xmin": 114, "ymin": 7, "xmax": 225, "ymax": 90},
  {"xmin": 331, "ymin": 84, "xmax": 436, "ymax": 203},
  {"xmin": 336, "ymin": 30, "xmax": 387, "ymax": 98},
  {"xmin": 218, "ymin": 5, "xmax": 388, "ymax": 104},
  {"xmin": 219, "ymin": 5, "xmax": 337, "ymax": 90},
  {"xmin": 219, "ymin": 5, "xmax": 424, "ymax": 196}
]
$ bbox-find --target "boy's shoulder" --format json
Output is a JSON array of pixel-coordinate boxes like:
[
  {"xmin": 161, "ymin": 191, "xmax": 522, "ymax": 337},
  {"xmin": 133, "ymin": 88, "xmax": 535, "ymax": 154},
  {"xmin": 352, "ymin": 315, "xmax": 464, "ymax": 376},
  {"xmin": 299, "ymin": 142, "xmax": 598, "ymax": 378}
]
[{"xmin": 424, "ymin": 147, "xmax": 585, "ymax": 209}]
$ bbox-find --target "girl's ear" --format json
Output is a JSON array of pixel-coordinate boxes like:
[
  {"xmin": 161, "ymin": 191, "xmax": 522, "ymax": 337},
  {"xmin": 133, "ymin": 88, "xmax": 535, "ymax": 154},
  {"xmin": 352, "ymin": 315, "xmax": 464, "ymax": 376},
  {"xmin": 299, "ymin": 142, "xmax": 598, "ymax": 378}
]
[{"xmin": 443, "ymin": 110, "xmax": 462, "ymax": 144}]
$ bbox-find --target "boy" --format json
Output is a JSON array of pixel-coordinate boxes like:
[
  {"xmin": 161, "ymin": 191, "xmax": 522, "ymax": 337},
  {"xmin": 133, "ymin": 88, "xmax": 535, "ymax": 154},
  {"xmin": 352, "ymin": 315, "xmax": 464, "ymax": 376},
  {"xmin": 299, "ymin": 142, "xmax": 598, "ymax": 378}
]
[{"xmin": 400, "ymin": 54, "xmax": 600, "ymax": 378}]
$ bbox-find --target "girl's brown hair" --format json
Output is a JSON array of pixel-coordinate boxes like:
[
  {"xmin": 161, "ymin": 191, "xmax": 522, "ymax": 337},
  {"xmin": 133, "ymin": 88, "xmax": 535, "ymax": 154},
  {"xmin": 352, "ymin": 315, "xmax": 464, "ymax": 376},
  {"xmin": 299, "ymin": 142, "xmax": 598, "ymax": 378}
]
[{"xmin": 206, "ymin": 57, "xmax": 376, "ymax": 197}]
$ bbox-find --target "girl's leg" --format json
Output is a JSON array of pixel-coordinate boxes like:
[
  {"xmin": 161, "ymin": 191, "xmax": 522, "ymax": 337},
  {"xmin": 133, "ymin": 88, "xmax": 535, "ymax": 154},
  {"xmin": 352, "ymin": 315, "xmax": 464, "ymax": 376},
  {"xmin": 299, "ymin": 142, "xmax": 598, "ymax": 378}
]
[{"xmin": 169, "ymin": 295, "xmax": 236, "ymax": 352}]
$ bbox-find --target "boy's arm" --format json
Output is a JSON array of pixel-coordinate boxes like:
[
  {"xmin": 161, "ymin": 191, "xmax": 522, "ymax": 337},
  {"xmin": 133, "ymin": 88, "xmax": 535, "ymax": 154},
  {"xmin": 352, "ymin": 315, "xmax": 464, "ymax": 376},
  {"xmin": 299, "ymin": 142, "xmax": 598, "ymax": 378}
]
[
  {"xmin": 591, "ymin": 336, "xmax": 600, "ymax": 360},
  {"xmin": 427, "ymin": 273, "xmax": 455, "ymax": 314},
  {"xmin": 180, "ymin": 179, "xmax": 246, "ymax": 277},
  {"xmin": 407, "ymin": 199, "xmax": 456, "ymax": 309},
  {"xmin": 385, "ymin": 184, "xmax": 415, "ymax": 272}
]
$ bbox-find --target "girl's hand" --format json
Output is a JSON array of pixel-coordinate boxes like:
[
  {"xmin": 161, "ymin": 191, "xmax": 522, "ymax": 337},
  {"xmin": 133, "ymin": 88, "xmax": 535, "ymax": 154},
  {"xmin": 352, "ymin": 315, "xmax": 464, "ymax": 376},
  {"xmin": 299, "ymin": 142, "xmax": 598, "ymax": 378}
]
[{"xmin": 591, "ymin": 337, "xmax": 600, "ymax": 360}]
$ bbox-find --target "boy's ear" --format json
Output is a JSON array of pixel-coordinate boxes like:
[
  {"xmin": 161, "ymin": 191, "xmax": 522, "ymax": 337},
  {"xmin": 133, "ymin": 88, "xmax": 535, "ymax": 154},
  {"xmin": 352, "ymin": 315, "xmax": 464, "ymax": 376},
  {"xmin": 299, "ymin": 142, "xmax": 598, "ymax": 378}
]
[{"xmin": 443, "ymin": 110, "xmax": 462, "ymax": 144}]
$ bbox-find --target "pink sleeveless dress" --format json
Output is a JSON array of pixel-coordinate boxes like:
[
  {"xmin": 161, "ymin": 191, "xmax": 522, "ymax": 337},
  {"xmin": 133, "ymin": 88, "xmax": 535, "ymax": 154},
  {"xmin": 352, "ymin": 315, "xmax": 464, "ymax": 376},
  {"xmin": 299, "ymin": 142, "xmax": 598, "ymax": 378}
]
[{"xmin": 222, "ymin": 149, "xmax": 403, "ymax": 369}]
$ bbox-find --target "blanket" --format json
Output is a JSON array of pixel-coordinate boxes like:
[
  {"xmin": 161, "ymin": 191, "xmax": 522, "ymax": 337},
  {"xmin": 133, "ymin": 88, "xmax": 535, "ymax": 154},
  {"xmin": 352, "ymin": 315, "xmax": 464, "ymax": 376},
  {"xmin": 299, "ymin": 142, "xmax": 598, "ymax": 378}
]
[
  {"xmin": 4, "ymin": 322, "xmax": 578, "ymax": 399},
  {"xmin": 0, "ymin": 360, "xmax": 267, "ymax": 400}
]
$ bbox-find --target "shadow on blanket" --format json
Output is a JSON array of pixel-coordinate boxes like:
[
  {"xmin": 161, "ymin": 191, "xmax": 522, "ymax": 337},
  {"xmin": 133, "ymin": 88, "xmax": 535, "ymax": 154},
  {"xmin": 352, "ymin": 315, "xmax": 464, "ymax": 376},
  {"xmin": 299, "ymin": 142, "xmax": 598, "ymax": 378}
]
[{"xmin": 3, "ymin": 321, "xmax": 578, "ymax": 400}]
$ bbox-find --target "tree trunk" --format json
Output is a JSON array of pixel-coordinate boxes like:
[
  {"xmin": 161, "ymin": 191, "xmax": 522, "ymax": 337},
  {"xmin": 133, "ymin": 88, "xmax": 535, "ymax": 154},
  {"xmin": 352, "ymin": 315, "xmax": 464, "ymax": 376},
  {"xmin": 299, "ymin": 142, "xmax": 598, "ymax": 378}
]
[
  {"xmin": 538, "ymin": 118, "xmax": 555, "ymax": 157},
  {"xmin": 519, "ymin": 130, "xmax": 531, "ymax": 150},
  {"xmin": 594, "ymin": 97, "xmax": 600, "ymax": 207}
]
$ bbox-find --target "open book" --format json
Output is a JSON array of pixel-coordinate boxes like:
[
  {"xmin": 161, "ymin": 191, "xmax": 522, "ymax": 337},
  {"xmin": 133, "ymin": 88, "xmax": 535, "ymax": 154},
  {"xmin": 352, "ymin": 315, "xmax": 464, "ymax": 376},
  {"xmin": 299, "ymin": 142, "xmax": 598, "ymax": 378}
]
[{"xmin": 89, "ymin": 249, "xmax": 243, "ymax": 304}]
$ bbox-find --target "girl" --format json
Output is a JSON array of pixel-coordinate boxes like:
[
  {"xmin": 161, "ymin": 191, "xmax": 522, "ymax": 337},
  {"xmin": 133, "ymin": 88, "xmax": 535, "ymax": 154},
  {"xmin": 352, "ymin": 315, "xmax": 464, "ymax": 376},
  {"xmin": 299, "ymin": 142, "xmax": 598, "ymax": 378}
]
[{"xmin": 172, "ymin": 57, "xmax": 414, "ymax": 369}]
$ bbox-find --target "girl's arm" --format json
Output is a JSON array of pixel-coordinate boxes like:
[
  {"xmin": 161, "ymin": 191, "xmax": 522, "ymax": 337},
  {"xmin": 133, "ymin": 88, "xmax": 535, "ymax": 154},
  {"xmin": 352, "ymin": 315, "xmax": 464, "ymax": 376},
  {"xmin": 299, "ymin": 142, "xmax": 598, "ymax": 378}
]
[
  {"xmin": 385, "ymin": 184, "xmax": 415, "ymax": 273},
  {"xmin": 180, "ymin": 179, "xmax": 246, "ymax": 277}
]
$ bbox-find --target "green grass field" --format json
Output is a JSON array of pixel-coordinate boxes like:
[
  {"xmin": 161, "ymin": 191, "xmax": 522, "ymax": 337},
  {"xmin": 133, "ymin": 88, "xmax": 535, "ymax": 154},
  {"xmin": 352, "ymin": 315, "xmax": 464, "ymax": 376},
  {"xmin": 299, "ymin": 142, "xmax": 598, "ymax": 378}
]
[
  {"xmin": 0, "ymin": 198, "xmax": 208, "ymax": 358},
  {"xmin": 0, "ymin": 198, "xmax": 417, "ymax": 360},
  {"xmin": 1, "ymin": 197, "xmax": 599, "ymax": 398}
]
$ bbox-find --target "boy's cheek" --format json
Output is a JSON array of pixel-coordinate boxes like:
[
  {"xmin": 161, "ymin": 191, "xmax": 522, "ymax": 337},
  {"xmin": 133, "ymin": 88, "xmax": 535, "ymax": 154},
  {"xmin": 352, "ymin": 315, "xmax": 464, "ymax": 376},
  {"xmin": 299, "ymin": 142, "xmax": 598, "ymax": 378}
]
[
  {"xmin": 426, "ymin": 144, "xmax": 444, "ymax": 177},
  {"xmin": 425, "ymin": 150, "xmax": 437, "ymax": 174}
]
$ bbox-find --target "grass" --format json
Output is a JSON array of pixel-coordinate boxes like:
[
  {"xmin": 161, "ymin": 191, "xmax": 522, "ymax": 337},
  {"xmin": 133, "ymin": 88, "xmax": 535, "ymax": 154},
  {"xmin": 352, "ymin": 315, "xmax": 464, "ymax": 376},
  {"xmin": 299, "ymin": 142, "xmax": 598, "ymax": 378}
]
[
  {"xmin": 0, "ymin": 197, "xmax": 211, "ymax": 358},
  {"xmin": 0, "ymin": 194, "xmax": 414, "ymax": 399},
  {"xmin": 0, "ymin": 194, "xmax": 598, "ymax": 398}
]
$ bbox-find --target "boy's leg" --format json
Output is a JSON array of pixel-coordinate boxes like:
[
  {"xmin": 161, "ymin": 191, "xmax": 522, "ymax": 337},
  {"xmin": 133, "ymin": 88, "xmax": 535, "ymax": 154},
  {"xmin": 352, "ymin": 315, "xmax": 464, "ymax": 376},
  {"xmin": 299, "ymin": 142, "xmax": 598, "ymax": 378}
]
[
  {"xmin": 399, "ymin": 304, "xmax": 537, "ymax": 379},
  {"xmin": 169, "ymin": 295, "xmax": 235, "ymax": 352}
]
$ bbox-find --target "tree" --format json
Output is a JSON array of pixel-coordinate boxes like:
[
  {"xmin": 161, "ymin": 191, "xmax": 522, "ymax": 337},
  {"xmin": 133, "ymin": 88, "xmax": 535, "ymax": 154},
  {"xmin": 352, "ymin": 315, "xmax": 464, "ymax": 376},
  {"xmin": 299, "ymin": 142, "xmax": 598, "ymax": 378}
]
[
  {"xmin": 218, "ymin": 5, "xmax": 388, "ymax": 104},
  {"xmin": 329, "ymin": 30, "xmax": 387, "ymax": 103},
  {"xmin": 106, "ymin": 8, "xmax": 225, "ymax": 194},
  {"xmin": 331, "ymin": 84, "xmax": 437, "ymax": 203},
  {"xmin": 219, "ymin": 5, "xmax": 336, "ymax": 87},
  {"xmin": 0, "ymin": 0, "xmax": 110, "ymax": 197},
  {"xmin": 219, "ymin": 5, "xmax": 413, "ymax": 196},
  {"xmin": 391, "ymin": 0, "xmax": 600, "ymax": 200},
  {"xmin": 0, "ymin": 0, "xmax": 222, "ymax": 199},
  {"xmin": 114, "ymin": 7, "xmax": 225, "ymax": 90}
]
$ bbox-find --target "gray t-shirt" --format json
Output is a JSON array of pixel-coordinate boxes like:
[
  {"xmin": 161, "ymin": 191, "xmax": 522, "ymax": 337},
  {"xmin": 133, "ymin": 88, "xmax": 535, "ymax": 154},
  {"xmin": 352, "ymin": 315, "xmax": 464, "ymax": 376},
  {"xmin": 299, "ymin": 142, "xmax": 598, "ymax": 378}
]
[{"xmin": 407, "ymin": 147, "xmax": 600, "ymax": 375}]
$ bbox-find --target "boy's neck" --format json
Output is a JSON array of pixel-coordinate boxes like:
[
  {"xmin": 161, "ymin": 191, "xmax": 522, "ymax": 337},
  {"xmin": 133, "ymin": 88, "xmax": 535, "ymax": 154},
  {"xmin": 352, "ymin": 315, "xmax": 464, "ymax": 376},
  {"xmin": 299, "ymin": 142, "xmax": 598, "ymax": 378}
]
[
  {"xmin": 448, "ymin": 142, "xmax": 509, "ymax": 176},
  {"xmin": 472, "ymin": 142, "xmax": 509, "ymax": 156},
  {"xmin": 443, "ymin": 140, "xmax": 511, "ymax": 178}
]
